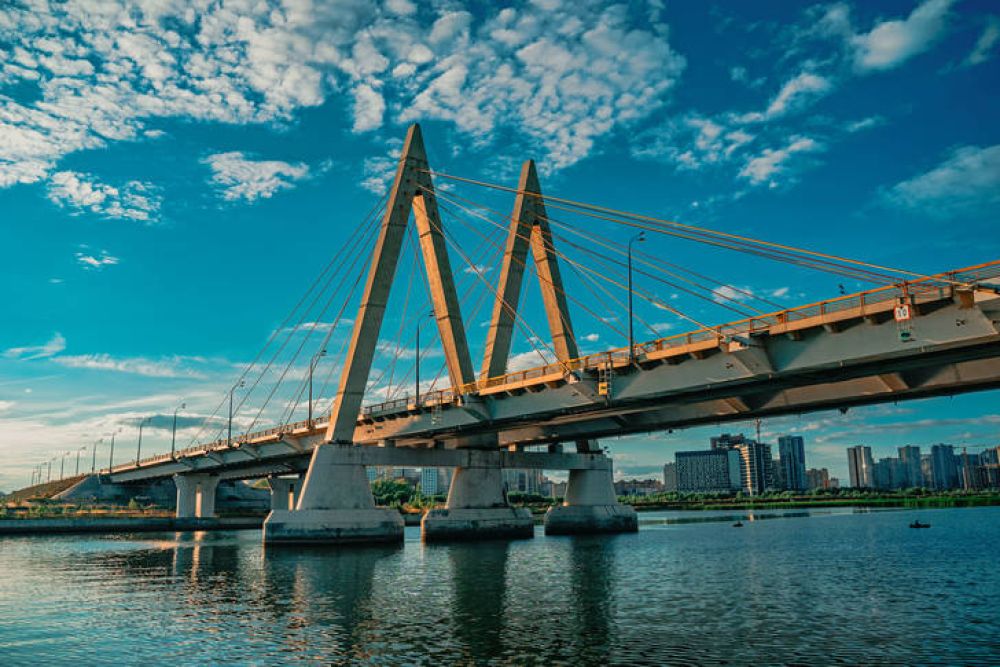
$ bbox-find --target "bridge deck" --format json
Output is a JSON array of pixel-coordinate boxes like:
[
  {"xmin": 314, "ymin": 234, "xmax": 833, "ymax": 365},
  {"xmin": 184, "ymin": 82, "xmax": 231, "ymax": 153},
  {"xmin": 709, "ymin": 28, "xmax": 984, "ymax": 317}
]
[{"xmin": 108, "ymin": 260, "xmax": 1000, "ymax": 481}]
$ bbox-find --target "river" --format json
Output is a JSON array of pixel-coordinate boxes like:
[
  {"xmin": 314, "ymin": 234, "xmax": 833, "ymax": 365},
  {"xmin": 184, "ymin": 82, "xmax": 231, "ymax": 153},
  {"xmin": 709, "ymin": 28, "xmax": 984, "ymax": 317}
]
[{"xmin": 1, "ymin": 506, "xmax": 997, "ymax": 665}]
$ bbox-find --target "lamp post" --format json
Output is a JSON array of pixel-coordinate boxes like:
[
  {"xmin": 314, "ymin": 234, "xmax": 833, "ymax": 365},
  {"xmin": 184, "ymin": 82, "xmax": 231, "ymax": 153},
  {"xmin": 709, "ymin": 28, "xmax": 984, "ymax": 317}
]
[
  {"xmin": 414, "ymin": 310, "xmax": 435, "ymax": 405},
  {"xmin": 75, "ymin": 445, "xmax": 86, "ymax": 476},
  {"xmin": 107, "ymin": 430, "xmax": 120, "ymax": 471},
  {"xmin": 228, "ymin": 380, "xmax": 245, "ymax": 447},
  {"xmin": 135, "ymin": 416, "xmax": 151, "ymax": 464},
  {"xmin": 46, "ymin": 459, "xmax": 52, "ymax": 482},
  {"xmin": 627, "ymin": 231, "xmax": 645, "ymax": 366},
  {"xmin": 307, "ymin": 350, "xmax": 326, "ymax": 425},
  {"xmin": 60, "ymin": 452, "xmax": 67, "ymax": 480},
  {"xmin": 91, "ymin": 438, "xmax": 101, "ymax": 473},
  {"xmin": 171, "ymin": 402, "xmax": 186, "ymax": 458}
]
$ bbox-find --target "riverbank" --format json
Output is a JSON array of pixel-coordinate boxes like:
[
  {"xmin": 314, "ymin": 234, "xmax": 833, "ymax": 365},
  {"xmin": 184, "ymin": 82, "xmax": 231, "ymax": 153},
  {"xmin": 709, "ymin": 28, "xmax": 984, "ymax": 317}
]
[
  {"xmin": 625, "ymin": 493, "xmax": 1000, "ymax": 512},
  {"xmin": 0, "ymin": 516, "xmax": 263, "ymax": 536}
]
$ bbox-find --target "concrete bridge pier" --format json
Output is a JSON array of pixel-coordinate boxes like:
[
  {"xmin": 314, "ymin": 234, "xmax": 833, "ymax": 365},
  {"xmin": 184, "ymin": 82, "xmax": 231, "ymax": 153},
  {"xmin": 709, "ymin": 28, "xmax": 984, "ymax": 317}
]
[
  {"xmin": 268, "ymin": 476, "xmax": 300, "ymax": 511},
  {"xmin": 174, "ymin": 473, "xmax": 221, "ymax": 519},
  {"xmin": 544, "ymin": 450, "xmax": 637, "ymax": 535},
  {"xmin": 422, "ymin": 449, "xmax": 534, "ymax": 541},
  {"xmin": 263, "ymin": 444, "xmax": 403, "ymax": 544}
]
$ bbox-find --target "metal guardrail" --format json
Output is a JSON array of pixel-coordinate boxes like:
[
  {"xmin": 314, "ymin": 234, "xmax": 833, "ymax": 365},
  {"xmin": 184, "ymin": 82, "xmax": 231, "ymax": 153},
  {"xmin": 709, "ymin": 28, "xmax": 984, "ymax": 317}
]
[{"xmin": 108, "ymin": 260, "xmax": 1000, "ymax": 475}]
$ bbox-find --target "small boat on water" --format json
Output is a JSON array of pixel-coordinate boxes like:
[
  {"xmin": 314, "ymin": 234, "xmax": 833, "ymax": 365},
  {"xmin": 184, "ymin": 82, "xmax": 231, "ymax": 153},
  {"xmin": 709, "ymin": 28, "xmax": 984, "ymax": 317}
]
[
  {"xmin": 909, "ymin": 520, "xmax": 931, "ymax": 529},
  {"xmin": 732, "ymin": 521, "xmax": 744, "ymax": 528}
]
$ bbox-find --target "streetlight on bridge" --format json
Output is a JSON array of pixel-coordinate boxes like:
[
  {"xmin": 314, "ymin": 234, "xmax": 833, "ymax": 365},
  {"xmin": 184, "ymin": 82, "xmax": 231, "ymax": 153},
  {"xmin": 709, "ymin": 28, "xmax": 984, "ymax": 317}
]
[
  {"xmin": 91, "ymin": 437, "xmax": 101, "ymax": 474},
  {"xmin": 135, "ymin": 416, "xmax": 152, "ymax": 464},
  {"xmin": 107, "ymin": 427, "xmax": 122, "ymax": 471},
  {"xmin": 228, "ymin": 380, "xmax": 245, "ymax": 447},
  {"xmin": 627, "ymin": 231, "xmax": 646, "ymax": 366},
  {"xmin": 171, "ymin": 401, "xmax": 186, "ymax": 458},
  {"xmin": 74, "ymin": 445, "xmax": 87, "ymax": 476},
  {"xmin": 414, "ymin": 310, "xmax": 435, "ymax": 405}
]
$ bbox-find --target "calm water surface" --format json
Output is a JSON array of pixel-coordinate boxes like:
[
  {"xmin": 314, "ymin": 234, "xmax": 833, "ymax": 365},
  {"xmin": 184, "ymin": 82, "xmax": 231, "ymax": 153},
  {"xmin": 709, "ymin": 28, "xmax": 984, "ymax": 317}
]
[{"xmin": 1, "ymin": 506, "xmax": 998, "ymax": 666}]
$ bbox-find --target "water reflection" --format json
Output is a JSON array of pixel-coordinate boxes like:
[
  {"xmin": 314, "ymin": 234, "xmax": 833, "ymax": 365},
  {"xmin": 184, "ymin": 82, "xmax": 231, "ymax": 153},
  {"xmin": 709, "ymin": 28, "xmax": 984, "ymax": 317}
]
[
  {"xmin": 447, "ymin": 540, "xmax": 511, "ymax": 662},
  {"xmin": 262, "ymin": 543, "xmax": 401, "ymax": 663},
  {"xmin": 567, "ymin": 537, "xmax": 615, "ymax": 663},
  {"xmin": 2, "ymin": 507, "xmax": 999, "ymax": 665}
]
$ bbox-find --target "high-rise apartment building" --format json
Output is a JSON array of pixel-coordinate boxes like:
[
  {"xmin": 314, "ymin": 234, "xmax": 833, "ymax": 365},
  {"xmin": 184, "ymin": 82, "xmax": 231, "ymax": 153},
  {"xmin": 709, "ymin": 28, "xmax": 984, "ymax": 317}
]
[
  {"xmin": 898, "ymin": 445, "xmax": 923, "ymax": 487},
  {"xmin": 930, "ymin": 444, "xmax": 959, "ymax": 490},
  {"xmin": 675, "ymin": 449, "xmax": 742, "ymax": 493},
  {"xmin": 662, "ymin": 462, "xmax": 677, "ymax": 492},
  {"xmin": 847, "ymin": 445, "xmax": 874, "ymax": 488},
  {"xmin": 778, "ymin": 435, "xmax": 807, "ymax": 491},
  {"xmin": 735, "ymin": 440, "xmax": 773, "ymax": 495}
]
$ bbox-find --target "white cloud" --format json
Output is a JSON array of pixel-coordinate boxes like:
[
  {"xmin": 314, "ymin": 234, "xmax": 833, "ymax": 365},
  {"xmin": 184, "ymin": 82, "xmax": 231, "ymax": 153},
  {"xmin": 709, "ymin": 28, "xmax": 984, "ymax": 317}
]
[
  {"xmin": 47, "ymin": 171, "xmax": 161, "ymax": 222},
  {"xmin": 0, "ymin": 1, "xmax": 685, "ymax": 190},
  {"xmin": 711, "ymin": 285, "xmax": 754, "ymax": 304},
  {"xmin": 964, "ymin": 17, "xmax": 1000, "ymax": 67},
  {"xmin": 203, "ymin": 152, "xmax": 310, "ymax": 202},
  {"xmin": 852, "ymin": 0, "xmax": 954, "ymax": 72},
  {"xmin": 352, "ymin": 83, "xmax": 385, "ymax": 133},
  {"xmin": 3, "ymin": 333, "xmax": 66, "ymax": 360},
  {"xmin": 506, "ymin": 349, "xmax": 549, "ymax": 372},
  {"xmin": 0, "ymin": 400, "xmax": 14, "ymax": 413},
  {"xmin": 50, "ymin": 354, "xmax": 208, "ymax": 379},
  {"xmin": 846, "ymin": 116, "xmax": 885, "ymax": 133},
  {"xmin": 884, "ymin": 144, "xmax": 1000, "ymax": 216},
  {"xmin": 771, "ymin": 287, "xmax": 790, "ymax": 298},
  {"xmin": 739, "ymin": 137, "xmax": 822, "ymax": 186},
  {"xmin": 75, "ymin": 248, "xmax": 119, "ymax": 270},
  {"xmin": 762, "ymin": 72, "xmax": 831, "ymax": 119},
  {"xmin": 361, "ymin": 146, "xmax": 401, "ymax": 195},
  {"xmin": 582, "ymin": 333, "xmax": 600, "ymax": 343}
]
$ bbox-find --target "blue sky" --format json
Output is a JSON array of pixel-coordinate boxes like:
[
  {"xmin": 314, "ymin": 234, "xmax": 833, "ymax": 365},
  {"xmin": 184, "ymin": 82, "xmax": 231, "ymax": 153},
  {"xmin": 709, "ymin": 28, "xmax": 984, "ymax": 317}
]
[{"xmin": 2, "ymin": 0, "xmax": 999, "ymax": 491}]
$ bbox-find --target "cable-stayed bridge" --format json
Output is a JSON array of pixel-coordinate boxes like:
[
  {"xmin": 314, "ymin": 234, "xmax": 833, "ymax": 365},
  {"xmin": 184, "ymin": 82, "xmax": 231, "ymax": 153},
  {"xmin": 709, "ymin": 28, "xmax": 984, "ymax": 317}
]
[{"xmin": 94, "ymin": 124, "xmax": 1000, "ymax": 544}]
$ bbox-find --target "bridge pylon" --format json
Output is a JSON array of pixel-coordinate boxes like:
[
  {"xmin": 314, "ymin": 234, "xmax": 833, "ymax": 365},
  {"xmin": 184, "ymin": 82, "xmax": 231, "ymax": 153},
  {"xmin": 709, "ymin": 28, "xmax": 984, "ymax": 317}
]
[{"xmin": 266, "ymin": 124, "xmax": 531, "ymax": 544}]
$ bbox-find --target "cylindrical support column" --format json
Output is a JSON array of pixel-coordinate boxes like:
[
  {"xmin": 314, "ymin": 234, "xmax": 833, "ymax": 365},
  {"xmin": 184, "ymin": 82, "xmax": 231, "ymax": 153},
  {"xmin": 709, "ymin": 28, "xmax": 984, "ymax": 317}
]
[
  {"xmin": 422, "ymin": 449, "xmax": 533, "ymax": 541},
  {"xmin": 197, "ymin": 476, "xmax": 221, "ymax": 518},
  {"xmin": 268, "ymin": 477, "xmax": 295, "ymax": 511},
  {"xmin": 263, "ymin": 444, "xmax": 404, "ymax": 545},
  {"xmin": 174, "ymin": 474, "xmax": 197, "ymax": 519},
  {"xmin": 544, "ymin": 455, "xmax": 638, "ymax": 535}
]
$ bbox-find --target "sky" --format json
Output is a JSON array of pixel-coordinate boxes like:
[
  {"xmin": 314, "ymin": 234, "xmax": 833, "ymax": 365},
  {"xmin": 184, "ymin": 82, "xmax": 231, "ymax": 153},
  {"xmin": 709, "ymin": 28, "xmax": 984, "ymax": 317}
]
[{"xmin": 2, "ymin": 0, "xmax": 999, "ymax": 491}]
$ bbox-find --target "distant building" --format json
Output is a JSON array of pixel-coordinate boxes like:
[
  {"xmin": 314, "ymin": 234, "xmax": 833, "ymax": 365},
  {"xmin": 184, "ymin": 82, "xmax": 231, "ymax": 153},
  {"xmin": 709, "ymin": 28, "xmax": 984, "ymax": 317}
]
[
  {"xmin": 709, "ymin": 433, "xmax": 774, "ymax": 494},
  {"xmin": 420, "ymin": 468, "xmax": 451, "ymax": 496},
  {"xmin": 806, "ymin": 468, "xmax": 831, "ymax": 490},
  {"xmin": 778, "ymin": 436, "xmax": 807, "ymax": 491},
  {"xmin": 979, "ymin": 447, "xmax": 1000, "ymax": 488},
  {"xmin": 871, "ymin": 457, "xmax": 908, "ymax": 490},
  {"xmin": 503, "ymin": 468, "xmax": 544, "ymax": 495},
  {"xmin": 734, "ymin": 440, "xmax": 773, "ymax": 495},
  {"xmin": 930, "ymin": 444, "xmax": 959, "ymax": 490},
  {"xmin": 959, "ymin": 450, "xmax": 980, "ymax": 490},
  {"xmin": 771, "ymin": 458, "xmax": 784, "ymax": 490},
  {"xmin": 898, "ymin": 445, "xmax": 923, "ymax": 488},
  {"xmin": 614, "ymin": 479, "xmax": 664, "ymax": 496},
  {"xmin": 829, "ymin": 477, "xmax": 840, "ymax": 489},
  {"xmin": 847, "ymin": 445, "xmax": 874, "ymax": 489},
  {"xmin": 676, "ymin": 449, "xmax": 742, "ymax": 493},
  {"xmin": 662, "ymin": 462, "xmax": 677, "ymax": 492}
]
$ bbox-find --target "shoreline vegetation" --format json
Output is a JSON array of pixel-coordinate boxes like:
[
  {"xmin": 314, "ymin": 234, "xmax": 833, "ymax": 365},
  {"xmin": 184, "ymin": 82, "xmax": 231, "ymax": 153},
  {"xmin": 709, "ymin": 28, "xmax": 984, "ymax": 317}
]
[{"xmin": 3, "ymin": 479, "xmax": 998, "ymax": 523}]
